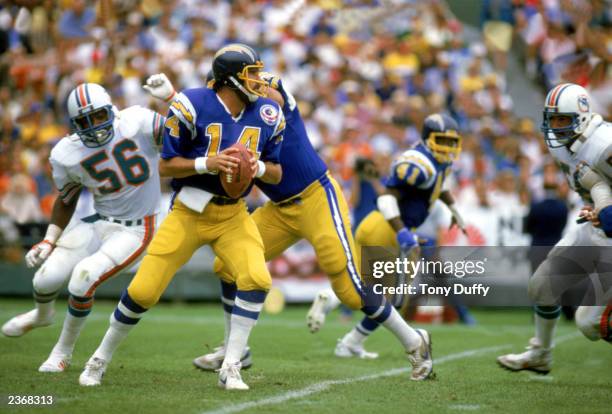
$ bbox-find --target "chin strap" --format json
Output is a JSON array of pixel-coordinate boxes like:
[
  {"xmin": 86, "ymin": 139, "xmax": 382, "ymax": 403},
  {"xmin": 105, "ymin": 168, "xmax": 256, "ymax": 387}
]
[{"xmin": 229, "ymin": 76, "xmax": 258, "ymax": 103}]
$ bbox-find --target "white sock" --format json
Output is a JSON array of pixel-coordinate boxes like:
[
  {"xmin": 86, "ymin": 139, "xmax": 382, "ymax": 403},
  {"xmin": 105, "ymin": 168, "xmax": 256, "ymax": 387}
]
[
  {"xmin": 36, "ymin": 300, "xmax": 55, "ymax": 319},
  {"xmin": 220, "ymin": 282, "xmax": 236, "ymax": 350},
  {"xmin": 224, "ymin": 294, "xmax": 264, "ymax": 365},
  {"xmin": 223, "ymin": 309, "xmax": 232, "ymax": 348},
  {"xmin": 343, "ymin": 328, "xmax": 368, "ymax": 346},
  {"xmin": 535, "ymin": 314, "xmax": 558, "ymax": 349},
  {"xmin": 382, "ymin": 307, "xmax": 421, "ymax": 351},
  {"xmin": 92, "ymin": 317, "xmax": 134, "ymax": 363},
  {"xmin": 91, "ymin": 291, "xmax": 147, "ymax": 362},
  {"xmin": 53, "ymin": 312, "xmax": 87, "ymax": 355}
]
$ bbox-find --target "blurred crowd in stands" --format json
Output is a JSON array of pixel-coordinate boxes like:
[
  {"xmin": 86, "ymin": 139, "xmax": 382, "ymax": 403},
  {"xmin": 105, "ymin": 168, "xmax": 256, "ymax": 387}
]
[{"xmin": 0, "ymin": 0, "xmax": 610, "ymax": 262}]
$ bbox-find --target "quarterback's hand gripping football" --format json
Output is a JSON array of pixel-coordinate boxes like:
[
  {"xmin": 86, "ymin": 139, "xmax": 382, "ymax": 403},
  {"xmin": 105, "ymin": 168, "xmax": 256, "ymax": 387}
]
[
  {"xmin": 143, "ymin": 73, "xmax": 176, "ymax": 102},
  {"xmin": 207, "ymin": 147, "xmax": 240, "ymax": 174},
  {"xmin": 25, "ymin": 240, "xmax": 54, "ymax": 268}
]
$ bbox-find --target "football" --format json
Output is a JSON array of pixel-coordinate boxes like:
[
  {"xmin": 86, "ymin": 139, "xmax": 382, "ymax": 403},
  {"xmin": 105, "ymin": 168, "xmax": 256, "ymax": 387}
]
[{"xmin": 220, "ymin": 143, "xmax": 253, "ymax": 199}]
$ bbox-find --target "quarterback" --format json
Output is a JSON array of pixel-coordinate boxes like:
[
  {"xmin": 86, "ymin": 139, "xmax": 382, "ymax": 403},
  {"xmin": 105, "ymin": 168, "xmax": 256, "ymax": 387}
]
[
  {"xmin": 1, "ymin": 83, "xmax": 164, "ymax": 373},
  {"xmin": 498, "ymin": 83, "xmax": 612, "ymax": 373},
  {"xmin": 147, "ymin": 68, "xmax": 436, "ymax": 381},
  {"xmin": 78, "ymin": 44, "xmax": 284, "ymax": 390}
]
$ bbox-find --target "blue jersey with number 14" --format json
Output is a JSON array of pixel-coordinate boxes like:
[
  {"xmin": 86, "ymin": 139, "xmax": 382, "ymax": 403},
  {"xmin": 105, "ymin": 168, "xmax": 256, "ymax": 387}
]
[{"xmin": 161, "ymin": 87, "xmax": 285, "ymax": 197}]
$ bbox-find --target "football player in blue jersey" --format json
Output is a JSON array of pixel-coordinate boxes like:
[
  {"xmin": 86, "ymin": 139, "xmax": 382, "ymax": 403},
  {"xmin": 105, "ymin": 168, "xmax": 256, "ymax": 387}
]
[
  {"xmin": 78, "ymin": 44, "xmax": 285, "ymax": 390},
  {"xmin": 146, "ymin": 69, "xmax": 436, "ymax": 381},
  {"xmin": 313, "ymin": 114, "xmax": 466, "ymax": 358}
]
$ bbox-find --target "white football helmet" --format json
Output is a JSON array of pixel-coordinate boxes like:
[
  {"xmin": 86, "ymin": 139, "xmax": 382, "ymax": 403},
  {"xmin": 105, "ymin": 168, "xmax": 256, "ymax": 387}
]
[
  {"xmin": 541, "ymin": 83, "xmax": 592, "ymax": 148},
  {"xmin": 67, "ymin": 83, "xmax": 117, "ymax": 147}
]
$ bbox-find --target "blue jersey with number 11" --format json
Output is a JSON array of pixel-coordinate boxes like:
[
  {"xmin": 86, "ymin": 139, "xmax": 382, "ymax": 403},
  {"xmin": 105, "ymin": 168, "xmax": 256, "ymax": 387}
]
[
  {"xmin": 161, "ymin": 87, "xmax": 285, "ymax": 197},
  {"xmin": 385, "ymin": 144, "xmax": 451, "ymax": 228}
]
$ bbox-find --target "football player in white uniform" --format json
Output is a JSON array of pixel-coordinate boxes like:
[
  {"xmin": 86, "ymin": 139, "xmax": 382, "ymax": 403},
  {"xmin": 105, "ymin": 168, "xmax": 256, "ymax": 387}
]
[
  {"xmin": 498, "ymin": 83, "xmax": 612, "ymax": 374},
  {"xmin": 1, "ymin": 83, "xmax": 165, "ymax": 374}
]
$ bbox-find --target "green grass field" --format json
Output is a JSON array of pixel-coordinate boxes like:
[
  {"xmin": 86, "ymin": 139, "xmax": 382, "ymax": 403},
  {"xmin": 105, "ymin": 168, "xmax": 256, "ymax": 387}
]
[{"xmin": 0, "ymin": 299, "xmax": 610, "ymax": 414}]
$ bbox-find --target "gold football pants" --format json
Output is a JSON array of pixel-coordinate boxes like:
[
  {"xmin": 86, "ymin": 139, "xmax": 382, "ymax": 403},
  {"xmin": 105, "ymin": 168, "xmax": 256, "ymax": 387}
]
[
  {"xmin": 215, "ymin": 174, "xmax": 365, "ymax": 310},
  {"xmin": 128, "ymin": 199, "xmax": 270, "ymax": 309}
]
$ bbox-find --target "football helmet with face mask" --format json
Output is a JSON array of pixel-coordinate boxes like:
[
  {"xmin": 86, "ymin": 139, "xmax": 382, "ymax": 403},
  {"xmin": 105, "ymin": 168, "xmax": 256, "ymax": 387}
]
[
  {"xmin": 67, "ymin": 83, "xmax": 117, "ymax": 148},
  {"xmin": 421, "ymin": 113, "xmax": 462, "ymax": 164},
  {"xmin": 541, "ymin": 83, "xmax": 592, "ymax": 148},
  {"xmin": 212, "ymin": 43, "xmax": 268, "ymax": 103}
]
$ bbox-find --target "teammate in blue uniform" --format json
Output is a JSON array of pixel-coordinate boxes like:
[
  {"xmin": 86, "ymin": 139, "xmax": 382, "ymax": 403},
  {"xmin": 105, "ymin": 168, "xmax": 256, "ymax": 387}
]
[
  {"xmin": 331, "ymin": 114, "xmax": 466, "ymax": 358},
  {"xmin": 146, "ymin": 70, "xmax": 435, "ymax": 380},
  {"xmin": 79, "ymin": 44, "xmax": 284, "ymax": 390}
]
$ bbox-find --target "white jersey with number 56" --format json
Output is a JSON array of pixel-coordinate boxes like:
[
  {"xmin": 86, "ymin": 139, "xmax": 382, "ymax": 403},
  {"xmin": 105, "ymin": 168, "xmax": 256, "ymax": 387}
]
[{"xmin": 49, "ymin": 106, "xmax": 165, "ymax": 220}]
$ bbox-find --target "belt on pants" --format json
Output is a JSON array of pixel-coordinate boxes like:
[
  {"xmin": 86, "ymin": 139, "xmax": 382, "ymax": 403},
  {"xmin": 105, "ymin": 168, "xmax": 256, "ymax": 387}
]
[
  {"xmin": 210, "ymin": 196, "xmax": 240, "ymax": 206},
  {"xmin": 276, "ymin": 197, "xmax": 302, "ymax": 208},
  {"xmin": 82, "ymin": 213, "xmax": 145, "ymax": 227}
]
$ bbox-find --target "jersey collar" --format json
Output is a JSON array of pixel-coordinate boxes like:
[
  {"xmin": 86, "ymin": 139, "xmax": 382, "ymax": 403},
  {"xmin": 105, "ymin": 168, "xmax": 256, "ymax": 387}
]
[{"xmin": 215, "ymin": 93, "xmax": 245, "ymax": 122}]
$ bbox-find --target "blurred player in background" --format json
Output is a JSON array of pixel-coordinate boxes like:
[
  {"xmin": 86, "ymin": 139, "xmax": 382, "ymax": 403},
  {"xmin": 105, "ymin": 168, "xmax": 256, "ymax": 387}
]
[
  {"xmin": 78, "ymin": 44, "xmax": 284, "ymax": 390},
  {"xmin": 498, "ymin": 83, "xmax": 612, "ymax": 374},
  {"xmin": 1, "ymin": 83, "xmax": 164, "ymax": 373},
  {"xmin": 309, "ymin": 113, "xmax": 466, "ymax": 358},
  {"xmin": 148, "ymin": 66, "xmax": 436, "ymax": 381}
]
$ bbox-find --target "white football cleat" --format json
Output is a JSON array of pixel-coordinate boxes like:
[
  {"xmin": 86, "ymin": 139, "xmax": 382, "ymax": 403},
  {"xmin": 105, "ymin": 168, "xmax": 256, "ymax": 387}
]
[
  {"xmin": 39, "ymin": 352, "xmax": 71, "ymax": 373},
  {"xmin": 334, "ymin": 337, "xmax": 379, "ymax": 359},
  {"xmin": 407, "ymin": 329, "xmax": 435, "ymax": 381},
  {"xmin": 2, "ymin": 309, "xmax": 54, "ymax": 337},
  {"xmin": 497, "ymin": 337, "xmax": 552, "ymax": 374},
  {"xmin": 218, "ymin": 362, "xmax": 249, "ymax": 390},
  {"xmin": 307, "ymin": 291, "xmax": 330, "ymax": 333},
  {"xmin": 193, "ymin": 346, "xmax": 252, "ymax": 371},
  {"xmin": 79, "ymin": 357, "xmax": 108, "ymax": 386}
]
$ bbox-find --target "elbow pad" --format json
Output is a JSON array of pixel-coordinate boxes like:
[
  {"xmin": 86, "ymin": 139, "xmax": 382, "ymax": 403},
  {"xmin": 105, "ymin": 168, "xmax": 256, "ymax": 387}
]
[{"xmin": 377, "ymin": 194, "xmax": 400, "ymax": 220}]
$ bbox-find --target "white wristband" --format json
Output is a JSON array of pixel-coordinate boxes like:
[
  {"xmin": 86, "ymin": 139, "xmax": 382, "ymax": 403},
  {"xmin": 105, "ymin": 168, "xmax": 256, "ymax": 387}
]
[
  {"xmin": 44, "ymin": 224, "xmax": 63, "ymax": 244},
  {"xmin": 194, "ymin": 157, "xmax": 209, "ymax": 174},
  {"xmin": 256, "ymin": 160, "xmax": 266, "ymax": 178},
  {"xmin": 377, "ymin": 194, "xmax": 400, "ymax": 220}
]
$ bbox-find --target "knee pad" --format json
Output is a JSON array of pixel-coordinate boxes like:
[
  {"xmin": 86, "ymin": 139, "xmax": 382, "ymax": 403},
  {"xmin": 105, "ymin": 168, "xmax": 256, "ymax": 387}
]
[
  {"xmin": 68, "ymin": 253, "xmax": 115, "ymax": 297},
  {"xmin": 126, "ymin": 283, "xmax": 159, "ymax": 310},
  {"xmin": 213, "ymin": 256, "xmax": 234, "ymax": 284},
  {"xmin": 235, "ymin": 270, "xmax": 272, "ymax": 292},
  {"xmin": 334, "ymin": 286, "xmax": 362, "ymax": 310},
  {"xmin": 33, "ymin": 262, "xmax": 70, "ymax": 296},
  {"xmin": 575, "ymin": 306, "xmax": 602, "ymax": 341}
]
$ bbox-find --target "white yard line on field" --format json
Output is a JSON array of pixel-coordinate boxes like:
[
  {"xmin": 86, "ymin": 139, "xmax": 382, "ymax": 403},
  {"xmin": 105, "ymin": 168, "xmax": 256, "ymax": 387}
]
[
  {"xmin": 199, "ymin": 344, "xmax": 508, "ymax": 414},
  {"xmin": 200, "ymin": 331, "xmax": 582, "ymax": 414}
]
